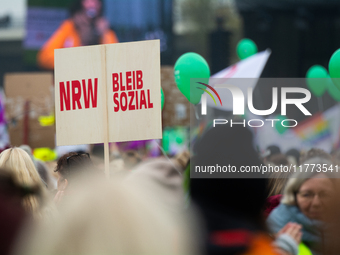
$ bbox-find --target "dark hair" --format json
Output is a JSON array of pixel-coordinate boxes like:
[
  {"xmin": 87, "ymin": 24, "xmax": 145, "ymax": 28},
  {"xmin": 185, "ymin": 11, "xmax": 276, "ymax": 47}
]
[
  {"xmin": 300, "ymin": 148, "xmax": 332, "ymax": 164},
  {"xmin": 267, "ymin": 153, "xmax": 289, "ymax": 166},
  {"xmin": 55, "ymin": 152, "xmax": 93, "ymax": 179},
  {"xmin": 286, "ymin": 148, "xmax": 300, "ymax": 165},
  {"xmin": 122, "ymin": 150, "xmax": 142, "ymax": 169},
  {"xmin": 265, "ymin": 145, "xmax": 281, "ymax": 159},
  {"xmin": 191, "ymin": 125, "xmax": 267, "ymax": 227},
  {"xmin": 0, "ymin": 168, "xmax": 28, "ymax": 255},
  {"xmin": 190, "ymin": 125, "xmax": 269, "ymax": 255},
  {"xmin": 69, "ymin": 0, "xmax": 103, "ymax": 17}
]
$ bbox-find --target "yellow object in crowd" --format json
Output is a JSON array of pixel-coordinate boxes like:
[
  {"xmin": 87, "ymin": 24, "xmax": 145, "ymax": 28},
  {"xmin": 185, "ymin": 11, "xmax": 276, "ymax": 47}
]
[
  {"xmin": 38, "ymin": 115, "xmax": 55, "ymax": 126},
  {"xmin": 33, "ymin": 147, "xmax": 57, "ymax": 162},
  {"xmin": 298, "ymin": 243, "xmax": 312, "ymax": 255}
]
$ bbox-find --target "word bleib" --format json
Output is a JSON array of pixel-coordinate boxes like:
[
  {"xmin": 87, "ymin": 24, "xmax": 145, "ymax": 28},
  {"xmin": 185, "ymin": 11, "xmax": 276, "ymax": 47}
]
[{"xmin": 112, "ymin": 70, "xmax": 153, "ymax": 112}]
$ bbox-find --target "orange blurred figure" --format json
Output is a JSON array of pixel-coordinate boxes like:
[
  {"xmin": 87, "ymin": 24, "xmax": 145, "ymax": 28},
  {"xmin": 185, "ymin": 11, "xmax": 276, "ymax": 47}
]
[{"xmin": 37, "ymin": 0, "xmax": 118, "ymax": 70}]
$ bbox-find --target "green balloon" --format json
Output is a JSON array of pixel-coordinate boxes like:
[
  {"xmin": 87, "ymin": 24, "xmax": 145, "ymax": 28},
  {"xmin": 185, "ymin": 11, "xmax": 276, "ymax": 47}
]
[
  {"xmin": 236, "ymin": 38, "xmax": 258, "ymax": 60},
  {"xmin": 327, "ymin": 80, "xmax": 340, "ymax": 101},
  {"xmin": 306, "ymin": 65, "xmax": 328, "ymax": 97},
  {"xmin": 329, "ymin": 48, "xmax": 340, "ymax": 90},
  {"xmin": 161, "ymin": 88, "xmax": 164, "ymax": 110},
  {"xmin": 275, "ymin": 115, "xmax": 289, "ymax": 134},
  {"xmin": 174, "ymin": 52, "xmax": 210, "ymax": 104}
]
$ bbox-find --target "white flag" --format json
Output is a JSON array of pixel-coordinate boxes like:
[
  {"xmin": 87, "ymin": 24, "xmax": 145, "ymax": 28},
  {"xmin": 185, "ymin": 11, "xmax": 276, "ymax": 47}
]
[{"xmin": 205, "ymin": 49, "xmax": 271, "ymax": 111}]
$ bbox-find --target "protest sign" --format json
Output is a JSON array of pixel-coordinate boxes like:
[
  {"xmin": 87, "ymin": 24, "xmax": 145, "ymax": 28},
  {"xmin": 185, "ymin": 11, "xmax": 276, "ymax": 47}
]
[
  {"xmin": 4, "ymin": 72, "xmax": 55, "ymax": 149},
  {"xmin": 55, "ymin": 40, "xmax": 162, "ymax": 177},
  {"xmin": 106, "ymin": 41, "xmax": 162, "ymax": 142}
]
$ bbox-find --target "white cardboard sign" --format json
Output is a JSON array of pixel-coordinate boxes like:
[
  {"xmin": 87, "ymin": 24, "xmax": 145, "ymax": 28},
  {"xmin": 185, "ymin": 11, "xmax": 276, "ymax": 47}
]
[
  {"xmin": 106, "ymin": 41, "xmax": 162, "ymax": 142},
  {"xmin": 55, "ymin": 40, "xmax": 162, "ymax": 148}
]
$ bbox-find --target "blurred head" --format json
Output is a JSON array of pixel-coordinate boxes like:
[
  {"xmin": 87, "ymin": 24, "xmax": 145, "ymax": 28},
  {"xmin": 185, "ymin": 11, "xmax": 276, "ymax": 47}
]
[
  {"xmin": 267, "ymin": 153, "xmax": 289, "ymax": 166},
  {"xmin": 0, "ymin": 169, "xmax": 28, "ymax": 255},
  {"xmin": 263, "ymin": 145, "xmax": 281, "ymax": 162},
  {"xmin": 286, "ymin": 148, "xmax": 300, "ymax": 165},
  {"xmin": 82, "ymin": 0, "xmax": 102, "ymax": 17},
  {"xmin": 332, "ymin": 149, "xmax": 340, "ymax": 165},
  {"xmin": 19, "ymin": 144, "xmax": 52, "ymax": 189},
  {"xmin": 281, "ymin": 157, "xmax": 335, "ymax": 220},
  {"xmin": 70, "ymin": 0, "xmax": 102, "ymax": 18},
  {"xmin": 18, "ymin": 145, "xmax": 32, "ymax": 157},
  {"xmin": 126, "ymin": 158, "xmax": 185, "ymax": 211},
  {"xmin": 121, "ymin": 150, "xmax": 142, "ymax": 170},
  {"xmin": 14, "ymin": 178, "xmax": 196, "ymax": 255},
  {"xmin": 296, "ymin": 175, "xmax": 333, "ymax": 220},
  {"xmin": 191, "ymin": 125, "xmax": 267, "ymax": 227},
  {"xmin": 55, "ymin": 152, "xmax": 94, "ymax": 191},
  {"xmin": 300, "ymin": 148, "xmax": 332, "ymax": 164},
  {"xmin": 0, "ymin": 148, "xmax": 44, "ymax": 214}
]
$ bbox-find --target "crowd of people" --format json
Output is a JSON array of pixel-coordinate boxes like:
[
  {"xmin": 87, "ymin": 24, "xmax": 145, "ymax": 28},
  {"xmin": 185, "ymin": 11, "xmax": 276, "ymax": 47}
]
[
  {"xmin": 1, "ymin": 0, "xmax": 340, "ymax": 254},
  {"xmin": 0, "ymin": 123, "xmax": 340, "ymax": 255}
]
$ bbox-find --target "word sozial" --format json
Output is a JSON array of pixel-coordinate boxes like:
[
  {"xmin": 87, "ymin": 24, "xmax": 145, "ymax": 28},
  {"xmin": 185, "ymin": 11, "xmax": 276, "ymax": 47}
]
[{"xmin": 112, "ymin": 70, "xmax": 153, "ymax": 112}]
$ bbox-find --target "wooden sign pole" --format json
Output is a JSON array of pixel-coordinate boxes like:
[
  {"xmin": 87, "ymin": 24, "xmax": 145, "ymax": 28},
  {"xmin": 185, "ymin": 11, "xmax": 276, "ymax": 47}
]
[
  {"xmin": 104, "ymin": 142, "xmax": 110, "ymax": 178},
  {"xmin": 101, "ymin": 47, "xmax": 110, "ymax": 179}
]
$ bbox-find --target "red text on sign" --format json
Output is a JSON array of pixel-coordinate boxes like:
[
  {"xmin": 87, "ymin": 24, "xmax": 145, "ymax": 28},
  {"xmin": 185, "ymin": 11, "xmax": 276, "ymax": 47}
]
[
  {"xmin": 60, "ymin": 78, "xmax": 98, "ymax": 111},
  {"xmin": 112, "ymin": 70, "xmax": 153, "ymax": 112}
]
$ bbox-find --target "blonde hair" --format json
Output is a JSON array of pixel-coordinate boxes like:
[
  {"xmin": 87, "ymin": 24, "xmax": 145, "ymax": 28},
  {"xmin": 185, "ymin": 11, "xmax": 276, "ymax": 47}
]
[
  {"xmin": 15, "ymin": 177, "xmax": 197, "ymax": 255},
  {"xmin": 281, "ymin": 157, "xmax": 335, "ymax": 205},
  {"xmin": 266, "ymin": 155, "xmax": 292, "ymax": 197},
  {"xmin": 0, "ymin": 147, "xmax": 44, "ymax": 214},
  {"xmin": 267, "ymin": 172, "xmax": 291, "ymax": 197}
]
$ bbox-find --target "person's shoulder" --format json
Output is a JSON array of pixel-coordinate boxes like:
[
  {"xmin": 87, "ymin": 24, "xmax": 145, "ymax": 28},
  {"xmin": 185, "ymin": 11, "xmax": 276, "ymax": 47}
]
[
  {"xmin": 104, "ymin": 29, "xmax": 119, "ymax": 43},
  {"xmin": 264, "ymin": 195, "xmax": 282, "ymax": 217},
  {"xmin": 267, "ymin": 204, "xmax": 297, "ymax": 226},
  {"xmin": 59, "ymin": 19, "xmax": 76, "ymax": 30},
  {"xmin": 271, "ymin": 203, "xmax": 297, "ymax": 215},
  {"xmin": 245, "ymin": 233, "xmax": 278, "ymax": 255}
]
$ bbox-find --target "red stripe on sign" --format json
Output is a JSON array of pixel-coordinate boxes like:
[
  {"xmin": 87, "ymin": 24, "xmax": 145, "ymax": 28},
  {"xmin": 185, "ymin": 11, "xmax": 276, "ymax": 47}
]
[{"xmin": 210, "ymin": 230, "xmax": 252, "ymax": 247}]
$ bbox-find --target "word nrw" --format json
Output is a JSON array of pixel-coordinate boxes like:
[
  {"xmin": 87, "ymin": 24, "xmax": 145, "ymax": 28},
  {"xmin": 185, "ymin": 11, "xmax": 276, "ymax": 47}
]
[{"xmin": 59, "ymin": 78, "xmax": 98, "ymax": 111}]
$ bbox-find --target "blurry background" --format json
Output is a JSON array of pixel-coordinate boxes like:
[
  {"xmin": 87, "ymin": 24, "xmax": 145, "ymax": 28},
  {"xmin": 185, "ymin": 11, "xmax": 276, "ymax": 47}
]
[
  {"xmin": 3, "ymin": 0, "xmax": 340, "ymax": 82},
  {"xmin": 2, "ymin": 0, "xmax": 340, "ymax": 155}
]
